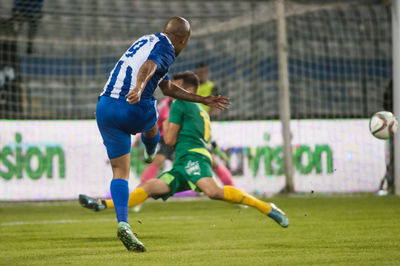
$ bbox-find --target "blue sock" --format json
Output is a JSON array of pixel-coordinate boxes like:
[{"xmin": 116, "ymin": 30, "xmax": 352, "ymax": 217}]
[
  {"xmin": 141, "ymin": 130, "xmax": 160, "ymax": 155},
  {"xmin": 110, "ymin": 179, "xmax": 129, "ymax": 223}
]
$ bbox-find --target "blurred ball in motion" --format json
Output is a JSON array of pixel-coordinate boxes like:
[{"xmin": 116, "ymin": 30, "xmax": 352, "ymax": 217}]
[{"xmin": 369, "ymin": 111, "xmax": 398, "ymax": 140}]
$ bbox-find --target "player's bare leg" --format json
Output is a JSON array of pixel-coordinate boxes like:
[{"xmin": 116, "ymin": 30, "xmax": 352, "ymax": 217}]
[
  {"xmin": 80, "ymin": 174, "xmax": 169, "ymax": 212},
  {"xmin": 141, "ymin": 153, "xmax": 166, "ymax": 184},
  {"xmin": 106, "ymin": 179, "xmax": 171, "ymax": 212},
  {"xmin": 196, "ymin": 178, "xmax": 289, "ymax": 228},
  {"xmin": 110, "ymin": 154, "xmax": 147, "ymax": 252},
  {"xmin": 79, "ymin": 178, "xmax": 170, "ymax": 213},
  {"xmin": 79, "ymin": 154, "xmax": 146, "ymax": 251},
  {"xmin": 195, "ymin": 178, "xmax": 224, "ymax": 200},
  {"xmin": 152, "ymin": 153, "xmax": 167, "ymax": 168},
  {"xmin": 79, "ymin": 154, "xmax": 131, "ymax": 211},
  {"xmin": 139, "ymin": 178, "xmax": 171, "ymax": 196},
  {"xmin": 211, "ymin": 155, "xmax": 234, "ymax": 186},
  {"xmin": 143, "ymin": 123, "xmax": 159, "ymax": 138},
  {"xmin": 142, "ymin": 124, "xmax": 160, "ymax": 163},
  {"xmin": 133, "ymin": 153, "xmax": 167, "ymax": 212},
  {"xmin": 110, "ymin": 153, "xmax": 130, "ymax": 181}
]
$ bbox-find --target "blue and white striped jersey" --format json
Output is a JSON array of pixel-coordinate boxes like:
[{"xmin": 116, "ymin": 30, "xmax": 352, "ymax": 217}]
[{"xmin": 100, "ymin": 33, "xmax": 175, "ymax": 101}]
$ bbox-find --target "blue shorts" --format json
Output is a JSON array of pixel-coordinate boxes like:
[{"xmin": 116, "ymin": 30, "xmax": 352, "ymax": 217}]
[{"xmin": 96, "ymin": 96, "xmax": 158, "ymax": 159}]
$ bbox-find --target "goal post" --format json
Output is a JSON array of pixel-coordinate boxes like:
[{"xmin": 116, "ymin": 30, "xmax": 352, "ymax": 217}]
[{"xmin": 276, "ymin": 0, "xmax": 294, "ymax": 192}]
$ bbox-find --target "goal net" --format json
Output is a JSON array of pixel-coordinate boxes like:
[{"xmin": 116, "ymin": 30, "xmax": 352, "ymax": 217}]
[
  {"xmin": 0, "ymin": 0, "xmax": 390, "ymax": 120},
  {"xmin": 0, "ymin": 0, "xmax": 393, "ymax": 199}
]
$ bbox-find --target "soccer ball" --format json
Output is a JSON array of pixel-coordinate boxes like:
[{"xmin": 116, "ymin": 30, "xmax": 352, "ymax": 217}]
[{"xmin": 369, "ymin": 111, "xmax": 398, "ymax": 140}]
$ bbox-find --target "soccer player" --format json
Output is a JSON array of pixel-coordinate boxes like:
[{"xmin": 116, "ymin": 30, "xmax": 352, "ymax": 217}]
[
  {"xmin": 139, "ymin": 63, "xmax": 234, "ymax": 189},
  {"xmin": 139, "ymin": 96, "xmax": 174, "ymax": 185},
  {"xmin": 195, "ymin": 62, "xmax": 219, "ymax": 117},
  {"xmin": 139, "ymin": 95, "xmax": 233, "ymax": 191},
  {"xmin": 195, "ymin": 62, "xmax": 234, "ymax": 186},
  {"xmin": 90, "ymin": 17, "xmax": 230, "ymax": 252},
  {"xmin": 80, "ymin": 71, "xmax": 289, "ymax": 252}
]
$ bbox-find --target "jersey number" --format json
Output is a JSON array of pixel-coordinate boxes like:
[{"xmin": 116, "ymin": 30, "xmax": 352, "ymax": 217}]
[
  {"xmin": 125, "ymin": 39, "xmax": 148, "ymax": 57},
  {"xmin": 200, "ymin": 111, "xmax": 211, "ymax": 143}
]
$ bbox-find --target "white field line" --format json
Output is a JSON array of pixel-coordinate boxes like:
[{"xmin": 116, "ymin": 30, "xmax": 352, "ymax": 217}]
[
  {"xmin": 0, "ymin": 218, "xmax": 114, "ymax": 226},
  {"xmin": 0, "ymin": 197, "xmax": 208, "ymax": 208},
  {"xmin": 0, "ymin": 216, "xmax": 195, "ymax": 227}
]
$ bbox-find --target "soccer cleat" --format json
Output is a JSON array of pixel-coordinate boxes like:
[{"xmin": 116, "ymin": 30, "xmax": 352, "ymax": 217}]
[
  {"xmin": 267, "ymin": 203, "xmax": 289, "ymax": 228},
  {"xmin": 117, "ymin": 222, "xmax": 146, "ymax": 252},
  {"xmin": 79, "ymin": 194, "xmax": 106, "ymax": 212},
  {"xmin": 143, "ymin": 145, "xmax": 157, "ymax": 164}
]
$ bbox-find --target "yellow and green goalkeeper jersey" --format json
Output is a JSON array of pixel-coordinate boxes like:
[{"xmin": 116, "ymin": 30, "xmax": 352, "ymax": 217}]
[
  {"xmin": 168, "ymin": 99, "xmax": 212, "ymax": 163},
  {"xmin": 197, "ymin": 80, "xmax": 217, "ymax": 113}
]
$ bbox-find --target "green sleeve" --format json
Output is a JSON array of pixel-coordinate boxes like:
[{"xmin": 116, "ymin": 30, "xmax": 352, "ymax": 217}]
[{"xmin": 169, "ymin": 100, "xmax": 185, "ymax": 125}]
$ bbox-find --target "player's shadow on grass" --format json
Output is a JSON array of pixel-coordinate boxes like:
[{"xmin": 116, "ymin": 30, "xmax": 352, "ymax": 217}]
[
  {"xmin": 51, "ymin": 236, "xmax": 116, "ymax": 243},
  {"xmin": 85, "ymin": 237, "xmax": 116, "ymax": 242},
  {"xmin": 139, "ymin": 235, "xmax": 174, "ymax": 240}
]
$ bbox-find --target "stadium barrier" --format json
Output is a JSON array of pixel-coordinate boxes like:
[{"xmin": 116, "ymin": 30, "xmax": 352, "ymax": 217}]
[{"xmin": 0, "ymin": 120, "xmax": 385, "ymax": 201}]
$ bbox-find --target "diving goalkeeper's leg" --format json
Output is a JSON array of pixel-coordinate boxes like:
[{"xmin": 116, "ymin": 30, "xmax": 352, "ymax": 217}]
[{"xmin": 196, "ymin": 178, "xmax": 289, "ymax": 228}]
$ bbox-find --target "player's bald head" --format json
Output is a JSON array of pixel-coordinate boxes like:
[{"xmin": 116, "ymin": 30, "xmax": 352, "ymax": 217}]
[
  {"xmin": 163, "ymin": 16, "xmax": 191, "ymax": 39},
  {"xmin": 163, "ymin": 17, "xmax": 191, "ymax": 56}
]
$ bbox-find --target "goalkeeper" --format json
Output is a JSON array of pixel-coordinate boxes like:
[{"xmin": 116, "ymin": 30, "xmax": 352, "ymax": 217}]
[
  {"xmin": 195, "ymin": 62, "xmax": 234, "ymax": 186},
  {"xmin": 80, "ymin": 71, "xmax": 289, "ymax": 252}
]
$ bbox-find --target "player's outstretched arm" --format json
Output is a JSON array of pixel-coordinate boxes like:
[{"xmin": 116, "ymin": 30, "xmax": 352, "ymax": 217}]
[
  {"xmin": 162, "ymin": 120, "xmax": 180, "ymax": 146},
  {"xmin": 159, "ymin": 80, "xmax": 230, "ymax": 110},
  {"xmin": 126, "ymin": 60, "xmax": 157, "ymax": 104}
]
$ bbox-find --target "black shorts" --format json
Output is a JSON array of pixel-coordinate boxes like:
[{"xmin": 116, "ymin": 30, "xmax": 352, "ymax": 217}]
[{"xmin": 158, "ymin": 136, "xmax": 175, "ymax": 160}]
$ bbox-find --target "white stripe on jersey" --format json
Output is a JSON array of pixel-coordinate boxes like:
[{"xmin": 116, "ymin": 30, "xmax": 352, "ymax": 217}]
[
  {"xmin": 100, "ymin": 34, "xmax": 161, "ymax": 99},
  {"xmin": 154, "ymin": 99, "xmax": 159, "ymax": 120}
]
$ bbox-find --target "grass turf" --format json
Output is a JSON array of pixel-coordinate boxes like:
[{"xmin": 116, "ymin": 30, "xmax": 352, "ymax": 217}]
[{"xmin": 0, "ymin": 196, "xmax": 399, "ymax": 265}]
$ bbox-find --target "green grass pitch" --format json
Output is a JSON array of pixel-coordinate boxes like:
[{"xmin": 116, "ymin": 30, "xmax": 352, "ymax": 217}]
[{"xmin": 1, "ymin": 196, "xmax": 399, "ymax": 265}]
